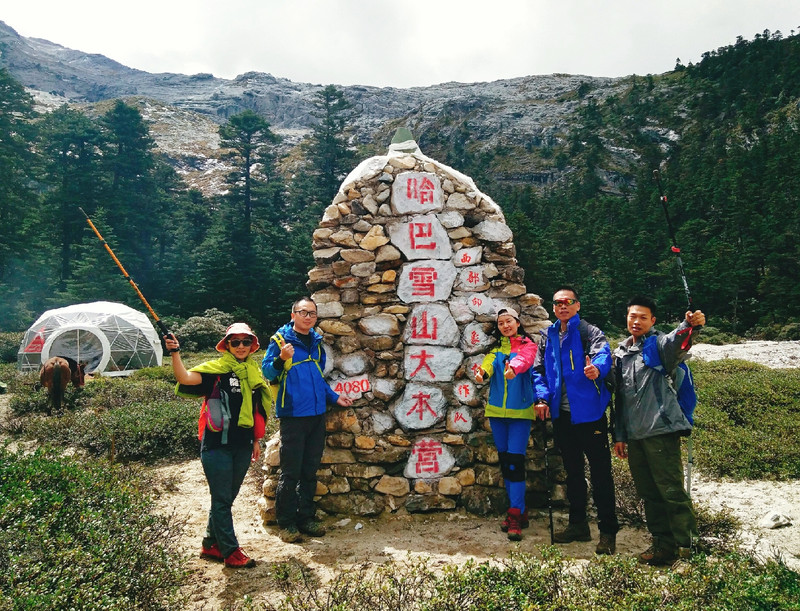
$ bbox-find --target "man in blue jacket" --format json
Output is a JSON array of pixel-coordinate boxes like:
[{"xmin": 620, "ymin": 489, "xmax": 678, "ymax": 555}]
[
  {"xmin": 532, "ymin": 286, "xmax": 619, "ymax": 554},
  {"xmin": 262, "ymin": 297, "xmax": 352, "ymax": 543}
]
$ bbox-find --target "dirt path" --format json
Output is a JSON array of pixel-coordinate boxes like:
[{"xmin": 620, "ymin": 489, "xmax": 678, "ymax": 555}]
[{"xmin": 152, "ymin": 456, "xmax": 656, "ymax": 609}]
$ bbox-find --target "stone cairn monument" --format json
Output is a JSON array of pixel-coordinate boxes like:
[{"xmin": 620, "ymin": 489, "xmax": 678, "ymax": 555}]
[{"xmin": 259, "ymin": 129, "xmax": 563, "ymax": 523}]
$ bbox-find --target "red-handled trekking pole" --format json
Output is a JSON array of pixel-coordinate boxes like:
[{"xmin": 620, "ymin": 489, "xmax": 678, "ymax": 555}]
[
  {"xmin": 652, "ymin": 171, "xmax": 694, "ymax": 496},
  {"xmin": 78, "ymin": 207, "xmax": 177, "ymax": 351}
]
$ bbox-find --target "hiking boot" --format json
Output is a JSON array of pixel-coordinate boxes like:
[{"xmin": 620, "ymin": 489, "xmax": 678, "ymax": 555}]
[
  {"xmin": 595, "ymin": 533, "xmax": 616, "ymax": 555},
  {"xmin": 638, "ymin": 545, "xmax": 677, "ymax": 566},
  {"xmin": 199, "ymin": 542, "xmax": 224, "ymax": 562},
  {"xmin": 501, "ymin": 508, "xmax": 529, "ymax": 533},
  {"xmin": 553, "ymin": 520, "xmax": 592, "ymax": 543},
  {"xmin": 298, "ymin": 520, "xmax": 327, "ymax": 537},
  {"xmin": 506, "ymin": 507, "xmax": 523, "ymax": 541},
  {"xmin": 224, "ymin": 547, "xmax": 256, "ymax": 569},
  {"xmin": 278, "ymin": 524, "xmax": 303, "ymax": 543}
]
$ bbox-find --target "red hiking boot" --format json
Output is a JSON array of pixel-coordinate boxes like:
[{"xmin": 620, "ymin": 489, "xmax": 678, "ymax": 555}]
[
  {"xmin": 506, "ymin": 507, "xmax": 524, "ymax": 541},
  {"xmin": 224, "ymin": 547, "xmax": 256, "ymax": 569},
  {"xmin": 200, "ymin": 542, "xmax": 224, "ymax": 562},
  {"xmin": 501, "ymin": 508, "xmax": 529, "ymax": 533}
]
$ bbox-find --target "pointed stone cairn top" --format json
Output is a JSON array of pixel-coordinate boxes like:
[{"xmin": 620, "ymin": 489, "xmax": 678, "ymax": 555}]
[{"xmin": 389, "ymin": 127, "xmax": 421, "ymax": 155}]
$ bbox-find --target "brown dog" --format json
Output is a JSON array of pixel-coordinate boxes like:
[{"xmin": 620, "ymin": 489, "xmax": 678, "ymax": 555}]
[{"xmin": 40, "ymin": 356, "xmax": 85, "ymax": 414}]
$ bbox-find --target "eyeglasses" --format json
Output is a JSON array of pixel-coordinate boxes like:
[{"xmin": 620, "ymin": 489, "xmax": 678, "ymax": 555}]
[
  {"xmin": 553, "ymin": 299, "xmax": 578, "ymax": 307},
  {"xmin": 293, "ymin": 310, "xmax": 318, "ymax": 318},
  {"xmin": 228, "ymin": 338, "xmax": 253, "ymax": 348}
]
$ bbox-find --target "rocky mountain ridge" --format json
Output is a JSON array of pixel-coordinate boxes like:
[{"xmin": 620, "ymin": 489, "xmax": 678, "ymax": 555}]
[{"xmin": 0, "ymin": 20, "xmax": 633, "ymax": 194}]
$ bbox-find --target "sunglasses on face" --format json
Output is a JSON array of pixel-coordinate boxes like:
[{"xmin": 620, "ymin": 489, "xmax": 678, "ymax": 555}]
[
  {"xmin": 228, "ymin": 338, "xmax": 253, "ymax": 348},
  {"xmin": 293, "ymin": 310, "xmax": 318, "ymax": 318},
  {"xmin": 553, "ymin": 299, "xmax": 578, "ymax": 307}
]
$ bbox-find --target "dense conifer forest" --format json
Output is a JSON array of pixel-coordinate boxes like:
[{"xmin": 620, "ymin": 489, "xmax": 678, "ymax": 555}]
[{"xmin": 2, "ymin": 31, "xmax": 798, "ymax": 338}]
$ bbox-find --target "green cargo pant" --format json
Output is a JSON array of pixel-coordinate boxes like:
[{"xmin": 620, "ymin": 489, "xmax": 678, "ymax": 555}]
[{"xmin": 627, "ymin": 432, "xmax": 698, "ymax": 550}]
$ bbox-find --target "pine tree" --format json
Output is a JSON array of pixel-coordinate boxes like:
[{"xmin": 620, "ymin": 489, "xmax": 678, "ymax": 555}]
[
  {"xmin": 37, "ymin": 105, "xmax": 107, "ymax": 290},
  {"xmin": 307, "ymin": 85, "xmax": 356, "ymax": 203},
  {"xmin": 0, "ymin": 69, "xmax": 40, "ymax": 328}
]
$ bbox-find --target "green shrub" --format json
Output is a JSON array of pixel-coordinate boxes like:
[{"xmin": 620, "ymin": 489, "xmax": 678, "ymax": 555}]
[
  {"xmin": 695, "ymin": 326, "xmax": 744, "ymax": 345},
  {"xmin": 611, "ymin": 457, "xmax": 645, "ymax": 526},
  {"xmin": 173, "ymin": 308, "xmax": 233, "ymax": 352},
  {"xmin": 692, "ymin": 359, "xmax": 800, "ymax": 479},
  {"xmin": 248, "ymin": 549, "xmax": 800, "ymax": 611},
  {"xmin": 4, "ymin": 374, "xmax": 200, "ymax": 462},
  {"xmin": 0, "ymin": 332, "xmax": 23, "ymax": 363},
  {"xmin": 0, "ymin": 447, "xmax": 185, "ymax": 610},
  {"xmin": 13, "ymin": 398, "xmax": 199, "ymax": 462}
]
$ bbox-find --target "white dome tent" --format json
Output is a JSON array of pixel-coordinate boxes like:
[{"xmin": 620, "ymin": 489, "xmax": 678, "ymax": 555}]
[{"xmin": 18, "ymin": 301, "xmax": 163, "ymax": 376}]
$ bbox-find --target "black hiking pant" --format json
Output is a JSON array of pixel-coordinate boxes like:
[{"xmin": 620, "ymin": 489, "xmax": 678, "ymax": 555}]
[
  {"xmin": 276, "ymin": 414, "xmax": 326, "ymax": 528},
  {"xmin": 553, "ymin": 411, "xmax": 619, "ymax": 535}
]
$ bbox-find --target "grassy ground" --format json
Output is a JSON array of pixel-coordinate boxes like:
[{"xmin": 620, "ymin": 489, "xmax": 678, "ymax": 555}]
[{"xmin": 1, "ymin": 357, "xmax": 799, "ymax": 609}]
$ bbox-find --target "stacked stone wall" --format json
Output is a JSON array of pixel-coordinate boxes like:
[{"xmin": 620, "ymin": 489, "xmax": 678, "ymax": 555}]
[{"xmin": 259, "ymin": 145, "xmax": 566, "ymax": 522}]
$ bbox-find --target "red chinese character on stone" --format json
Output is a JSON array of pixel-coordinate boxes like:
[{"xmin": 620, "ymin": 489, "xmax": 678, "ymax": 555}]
[
  {"xmin": 409, "ymin": 222, "xmax": 436, "ymax": 250},
  {"xmin": 409, "ymin": 349, "xmax": 436, "ymax": 379},
  {"xmin": 467, "ymin": 271, "xmax": 481, "ymax": 285},
  {"xmin": 410, "ymin": 310, "xmax": 438, "ymax": 340},
  {"xmin": 406, "ymin": 177, "xmax": 436, "ymax": 206},
  {"xmin": 460, "ymin": 252, "xmax": 473, "ymax": 264},
  {"xmin": 407, "ymin": 391, "xmax": 437, "ymax": 420},
  {"xmin": 470, "ymin": 330, "xmax": 480, "ymax": 346},
  {"xmin": 408, "ymin": 267, "xmax": 437, "ymax": 297},
  {"xmin": 470, "ymin": 363, "xmax": 482, "ymax": 377},
  {"xmin": 457, "ymin": 384, "xmax": 471, "ymax": 399},
  {"xmin": 471, "ymin": 296, "xmax": 483, "ymax": 307},
  {"xmin": 454, "ymin": 411, "xmax": 468, "ymax": 423},
  {"xmin": 413, "ymin": 439, "xmax": 443, "ymax": 474}
]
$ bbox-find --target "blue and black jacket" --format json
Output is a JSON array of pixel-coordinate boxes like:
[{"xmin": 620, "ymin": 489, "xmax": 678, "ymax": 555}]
[
  {"xmin": 261, "ymin": 322, "xmax": 339, "ymax": 418},
  {"xmin": 532, "ymin": 314, "xmax": 612, "ymax": 423}
]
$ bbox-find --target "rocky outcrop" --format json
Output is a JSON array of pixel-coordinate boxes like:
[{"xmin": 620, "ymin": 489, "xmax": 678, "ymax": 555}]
[
  {"xmin": 258, "ymin": 134, "xmax": 566, "ymax": 522},
  {"xmin": 0, "ymin": 20, "xmax": 635, "ymax": 195}
]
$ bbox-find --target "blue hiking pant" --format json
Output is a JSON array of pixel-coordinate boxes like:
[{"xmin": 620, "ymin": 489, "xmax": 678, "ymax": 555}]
[
  {"xmin": 200, "ymin": 443, "xmax": 252, "ymax": 557},
  {"xmin": 490, "ymin": 417, "xmax": 532, "ymax": 511}
]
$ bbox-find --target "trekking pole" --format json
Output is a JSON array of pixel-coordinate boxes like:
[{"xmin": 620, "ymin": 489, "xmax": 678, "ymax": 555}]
[
  {"xmin": 540, "ymin": 418, "xmax": 555, "ymax": 544},
  {"xmin": 652, "ymin": 171, "xmax": 694, "ymax": 497},
  {"xmin": 78, "ymin": 208, "xmax": 177, "ymax": 350}
]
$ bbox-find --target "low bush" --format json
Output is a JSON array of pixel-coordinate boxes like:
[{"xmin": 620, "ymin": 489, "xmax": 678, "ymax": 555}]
[
  {"xmin": 695, "ymin": 326, "xmax": 744, "ymax": 345},
  {"xmin": 173, "ymin": 308, "xmax": 233, "ymax": 352},
  {"xmin": 4, "ymin": 370, "xmax": 201, "ymax": 461},
  {"xmin": 692, "ymin": 359, "xmax": 800, "ymax": 479},
  {"xmin": 249, "ymin": 548, "xmax": 800, "ymax": 610},
  {"xmin": 0, "ymin": 447, "xmax": 185, "ymax": 610},
  {"xmin": 0, "ymin": 332, "xmax": 23, "ymax": 363}
]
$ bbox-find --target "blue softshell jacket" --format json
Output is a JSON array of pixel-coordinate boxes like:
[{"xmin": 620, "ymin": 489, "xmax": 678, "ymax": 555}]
[
  {"xmin": 261, "ymin": 322, "xmax": 339, "ymax": 418},
  {"xmin": 532, "ymin": 314, "xmax": 612, "ymax": 423}
]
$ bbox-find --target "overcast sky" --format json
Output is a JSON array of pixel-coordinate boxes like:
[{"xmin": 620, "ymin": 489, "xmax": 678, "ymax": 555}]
[{"xmin": 3, "ymin": 1, "xmax": 798, "ymax": 88}]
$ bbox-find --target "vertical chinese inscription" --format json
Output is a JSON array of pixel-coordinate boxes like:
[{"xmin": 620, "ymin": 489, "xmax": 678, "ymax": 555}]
[{"xmin": 391, "ymin": 172, "xmax": 444, "ymax": 214}]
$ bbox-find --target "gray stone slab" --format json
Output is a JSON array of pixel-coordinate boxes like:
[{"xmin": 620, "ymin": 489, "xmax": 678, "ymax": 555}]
[
  {"xmin": 403, "ymin": 345, "xmax": 463, "ymax": 382},
  {"xmin": 391, "ymin": 171, "xmax": 444, "ymax": 214},
  {"xmin": 387, "ymin": 214, "xmax": 453, "ymax": 260},
  {"xmin": 404, "ymin": 437, "xmax": 456, "ymax": 479},
  {"xmin": 402, "ymin": 303, "xmax": 459, "ymax": 346},
  {"xmin": 395, "ymin": 383, "xmax": 446, "ymax": 430},
  {"xmin": 397, "ymin": 260, "xmax": 457, "ymax": 303}
]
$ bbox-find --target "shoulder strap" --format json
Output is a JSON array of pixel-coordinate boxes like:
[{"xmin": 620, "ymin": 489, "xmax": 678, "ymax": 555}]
[{"xmin": 578, "ymin": 319, "xmax": 591, "ymax": 356}]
